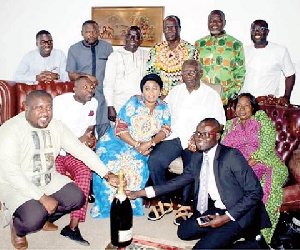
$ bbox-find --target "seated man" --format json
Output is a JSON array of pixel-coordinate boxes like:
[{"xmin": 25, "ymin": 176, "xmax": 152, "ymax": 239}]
[
  {"xmin": 53, "ymin": 75, "xmax": 98, "ymax": 245},
  {"xmin": 0, "ymin": 90, "xmax": 118, "ymax": 249},
  {"xmin": 147, "ymin": 59, "xmax": 226, "ymax": 223},
  {"xmin": 129, "ymin": 118, "xmax": 271, "ymax": 249},
  {"xmin": 240, "ymin": 20, "xmax": 296, "ymax": 104},
  {"xmin": 14, "ymin": 30, "xmax": 69, "ymax": 84}
]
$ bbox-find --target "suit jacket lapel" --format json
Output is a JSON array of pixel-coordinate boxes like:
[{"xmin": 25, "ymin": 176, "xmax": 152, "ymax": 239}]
[
  {"xmin": 213, "ymin": 144, "xmax": 221, "ymax": 180},
  {"xmin": 194, "ymin": 152, "xmax": 203, "ymax": 205}
]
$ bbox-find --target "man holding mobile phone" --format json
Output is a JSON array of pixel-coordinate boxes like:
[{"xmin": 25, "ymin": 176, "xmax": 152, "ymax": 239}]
[{"xmin": 129, "ymin": 118, "xmax": 271, "ymax": 249}]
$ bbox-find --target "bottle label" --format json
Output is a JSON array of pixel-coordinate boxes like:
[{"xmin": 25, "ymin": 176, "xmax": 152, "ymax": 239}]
[
  {"xmin": 115, "ymin": 193, "xmax": 126, "ymax": 202},
  {"xmin": 118, "ymin": 228, "xmax": 132, "ymax": 242}
]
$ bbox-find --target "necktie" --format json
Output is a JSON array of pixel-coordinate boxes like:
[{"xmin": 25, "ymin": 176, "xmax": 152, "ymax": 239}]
[{"xmin": 197, "ymin": 154, "xmax": 209, "ymax": 214}]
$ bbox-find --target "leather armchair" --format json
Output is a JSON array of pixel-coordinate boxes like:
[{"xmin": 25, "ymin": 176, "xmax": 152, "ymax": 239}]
[
  {"xmin": 0, "ymin": 80, "xmax": 74, "ymax": 124},
  {"xmin": 225, "ymin": 96, "xmax": 300, "ymax": 212}
]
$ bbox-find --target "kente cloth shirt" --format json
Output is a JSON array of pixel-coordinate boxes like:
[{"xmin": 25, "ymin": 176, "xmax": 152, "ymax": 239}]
[
  {"xmin": 13, "ymin": 48, "xmax": 69, "ymax": 83},
  {"xmin": 103, "ymin": 47, "xmax": 149, "ymax": 113},
  {"xmin": 241, "ymin": 42, "xmax": 296, "ymax": 97},
  {"xmin": 164, "ymin": 82, "xmax": 226, "ymax": 149},
  {"xmin": 195, "ymin": 32, "xmax": 245, "ymax": 105},
  {"xmin": 146, "ymin": 39, "xmax": 199, "ymax": 97}
]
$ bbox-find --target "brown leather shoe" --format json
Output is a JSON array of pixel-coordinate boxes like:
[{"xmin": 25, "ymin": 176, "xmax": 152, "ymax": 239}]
[
  {"xmin": 10, "ymin": 220, "xmax": 28, "ymax": 249},
  {"xmin": 42, "ymin": 221, "xmax": 58, "ymax": 231}
]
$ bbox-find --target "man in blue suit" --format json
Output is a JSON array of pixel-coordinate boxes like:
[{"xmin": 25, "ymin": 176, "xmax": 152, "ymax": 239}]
[{"xmin": 129, "ymin": 118, "xmax": 270, "ymax": 249}]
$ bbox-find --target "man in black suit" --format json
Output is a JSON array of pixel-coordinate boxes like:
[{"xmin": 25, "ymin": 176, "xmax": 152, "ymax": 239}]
[{"xmin": 129, "ymin": 118, "xmax": 270, "ymax": 249}]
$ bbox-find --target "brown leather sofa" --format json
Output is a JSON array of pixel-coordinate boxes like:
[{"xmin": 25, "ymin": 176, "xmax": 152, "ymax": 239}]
[
  {"xmin": 0, "ymin": 81, "xmax": 299, "ymax": 212},
  {"xmin": 0, "ymin": 80, "xmax": 74, "ymax": 125},
  {"xmin": 226, "ymin": 96, "xmax": 300, "ymax": 212}
]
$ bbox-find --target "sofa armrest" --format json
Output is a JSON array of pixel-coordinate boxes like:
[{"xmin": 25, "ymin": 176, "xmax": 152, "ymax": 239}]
[{"xmin": 0, "ymin": 80, "xmax": 17, "ymax": 125}]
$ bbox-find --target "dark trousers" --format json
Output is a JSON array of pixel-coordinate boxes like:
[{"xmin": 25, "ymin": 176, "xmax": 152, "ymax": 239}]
[
  {"xmin": 148, "ymin": 138, "xmax": 183, "ymax": 203},
  {"xmin": 13, "ymin": 183, "xmax": 85, "ymax": 237},
  {"xmin": 178, "ymin": 208, "xmax": 243, "ymax": 249}
]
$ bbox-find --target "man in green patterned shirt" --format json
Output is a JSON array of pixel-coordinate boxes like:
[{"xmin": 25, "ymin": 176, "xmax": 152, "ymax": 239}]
[{"xmin": 195, "ymin": 10, "xmax": 245, "ymax": 105}]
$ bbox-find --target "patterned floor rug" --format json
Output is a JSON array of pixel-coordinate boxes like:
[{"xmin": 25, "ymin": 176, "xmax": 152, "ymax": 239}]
[{"xmin": 105, "ymin": 234, "xmax": 194, "ymax": 250}]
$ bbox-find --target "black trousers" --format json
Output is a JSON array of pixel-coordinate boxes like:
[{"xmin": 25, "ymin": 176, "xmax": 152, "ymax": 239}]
[
  {"xmin": 13, "ymin": 183, "xmax": 85, "ymax": 237},
  {"xmin": 177, "ymin": 207, "xmax": 243, "ymax": 249},
  {"xmin": 148, "ymin": 138, "xmax": 182, "ymax": 203}
]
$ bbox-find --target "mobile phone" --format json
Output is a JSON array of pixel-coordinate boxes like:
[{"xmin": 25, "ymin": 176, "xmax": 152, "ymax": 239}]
[{"xmin": 197, "ymin": 215, "xmax": 212, "ymax": 225}]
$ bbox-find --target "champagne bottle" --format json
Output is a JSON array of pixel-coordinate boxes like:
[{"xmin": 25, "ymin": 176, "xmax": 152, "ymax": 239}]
[{"xmin": 110, "ymin": 169, "xmax": 133, "ymax": 247}]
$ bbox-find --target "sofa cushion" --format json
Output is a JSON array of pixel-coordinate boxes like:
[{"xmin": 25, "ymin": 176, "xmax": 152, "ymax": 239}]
[{"xmin": 16, "ymin": 81, "xmax": 74, "ymax": 113}]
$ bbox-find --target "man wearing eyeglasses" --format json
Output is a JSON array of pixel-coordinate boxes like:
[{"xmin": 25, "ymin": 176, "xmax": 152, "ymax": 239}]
[
  {"xmin": 14, "ymin": 30, "xmax": 69, "ymax": 84},
  {"xmin": 240, "ymin": 20, "xmax": 296, "ymax": 105},
  {"xmin": 146, "ymin": 59, "xmax": 226, "ymax": 224},
  {"xmin": 129, "ymin": 118, "xmax": 270, "ymax": 249},
  {"xmin": 103, "ymin": 26, "xmax": 148, "ymax": 122}
]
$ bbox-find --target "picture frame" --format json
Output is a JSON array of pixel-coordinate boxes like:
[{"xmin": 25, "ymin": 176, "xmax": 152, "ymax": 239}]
[{"xmin": 92, "ymin": 6, "xmax": 164, "ymax": 47}]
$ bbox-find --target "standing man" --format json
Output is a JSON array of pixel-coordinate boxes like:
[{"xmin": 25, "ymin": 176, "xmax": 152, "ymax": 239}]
[
  {"xmin": 103, "ymin": 26, "xmax": 148, "ymax": 122},
  {"xmin": 240, "ymin": 20, "xmax": 296, "ymax": 104},
  {"xmin": 146, "ymin": 59, "xmax": 226, "ymax": 223},
  {"xmin": 0, "ymin": 90, "xmax": 118, "ymax": 249},
  {"xmin": 66, "ymin": 20, "xmax": 113, "ymax": 137},
  {"xmin": 146, "ymin": 15, "xmax": 199, "ymax": 98},
  {"xmin": 53, "ymin": 76, "xmax": 98, "ymax": 245},
  {"xmin": 14, "ymin": 30, "xmax": 69, "ymax": 84},
  {"xmin": 195, "ymin": 10, "xmax": 245, "ymax": 105},
  {"xmin": 129, "ymin": 118, "xmax": 270, "ymax": 249}
]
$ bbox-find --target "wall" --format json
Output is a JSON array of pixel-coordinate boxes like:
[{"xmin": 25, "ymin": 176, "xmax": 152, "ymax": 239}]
[{"xmin": 0, "ymin": 0, "xmax": 299, "ymax": 104}]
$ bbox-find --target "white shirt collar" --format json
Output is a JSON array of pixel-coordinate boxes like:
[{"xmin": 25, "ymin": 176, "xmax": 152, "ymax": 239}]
[{"xmin": 203, "ymin": 143, "xmax": 218, "ymax": 160}]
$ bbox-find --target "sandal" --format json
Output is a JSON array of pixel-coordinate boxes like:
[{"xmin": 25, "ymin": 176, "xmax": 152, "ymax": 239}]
[
  {"xmin": 173, "ymin": 205, "xmax": 191, "ymax": 226},
  {"xmin": 148, "ymin": 201, "xmax": 173, "ymax": 221}
]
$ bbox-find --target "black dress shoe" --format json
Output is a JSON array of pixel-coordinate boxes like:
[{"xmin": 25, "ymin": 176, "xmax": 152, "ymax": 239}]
[
  {"xmin": 88, "ymin": 193, "xmax": 95, "ymax": 203},
  {"xmin": 61, "ymin": 225, "xmax": 90, "ymax": 246},
  {"xmin": 255, "ymin": 234, "xmax": 270, "ymax": 249}
]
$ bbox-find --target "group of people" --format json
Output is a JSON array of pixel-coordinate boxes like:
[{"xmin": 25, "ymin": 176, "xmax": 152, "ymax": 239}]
[{"xmin": 0, "ymin": 8, "xmax": 295, "ymax": 250}]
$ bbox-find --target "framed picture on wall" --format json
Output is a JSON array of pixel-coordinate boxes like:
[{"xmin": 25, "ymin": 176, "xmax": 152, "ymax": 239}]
[{"xmin": 92, "ymin": 6, "xmax": 164, "ymax": 47}]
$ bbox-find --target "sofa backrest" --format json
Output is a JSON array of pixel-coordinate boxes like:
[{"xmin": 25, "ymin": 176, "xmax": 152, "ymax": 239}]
[
  {"xmin": 16, "ymin": 82, "xmax": 74, "ymax": 113},
  {"xmin": 0, "ymin": 81, "xmax": 74, "ymax": 124}
]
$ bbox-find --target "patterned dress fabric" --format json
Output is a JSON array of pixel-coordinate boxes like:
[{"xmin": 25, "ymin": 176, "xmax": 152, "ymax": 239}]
[
  {"xmin": 146, "ymin": 39, "xmax": 199, "ymax": 96},
  {"xmin": 221, "ymin": 110, "xmax": 288, "ymax": 243},
  {"xmin": 90, "ymin": 96, "xmax": 171, "ymax": 218},
  {"xmin": 195, "ymin": 32, "xmax": 245, "ymax": 105}
]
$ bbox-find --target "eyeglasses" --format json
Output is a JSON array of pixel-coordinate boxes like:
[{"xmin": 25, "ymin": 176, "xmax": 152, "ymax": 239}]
[
  {"xmin": 250, "ymin": 27, "xmax": 268, "ymax": 32},
  {"xmin": 125, "ymin": 34, "xmax": 141, "ymax": 40},
  {"xmin": 39, "ymin": 40, "xmax": 53, "ymax": 45},
  {"xmin": 81, "ymin": 84, "xmax": 97, "ymax": 91},
  {"xmin": 193, "ymin": 131, "xmax": 216, "ymax": 139},
  {"xmin": 182, "ymin": 70, "xmax": 199, "ymax": 76}
]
